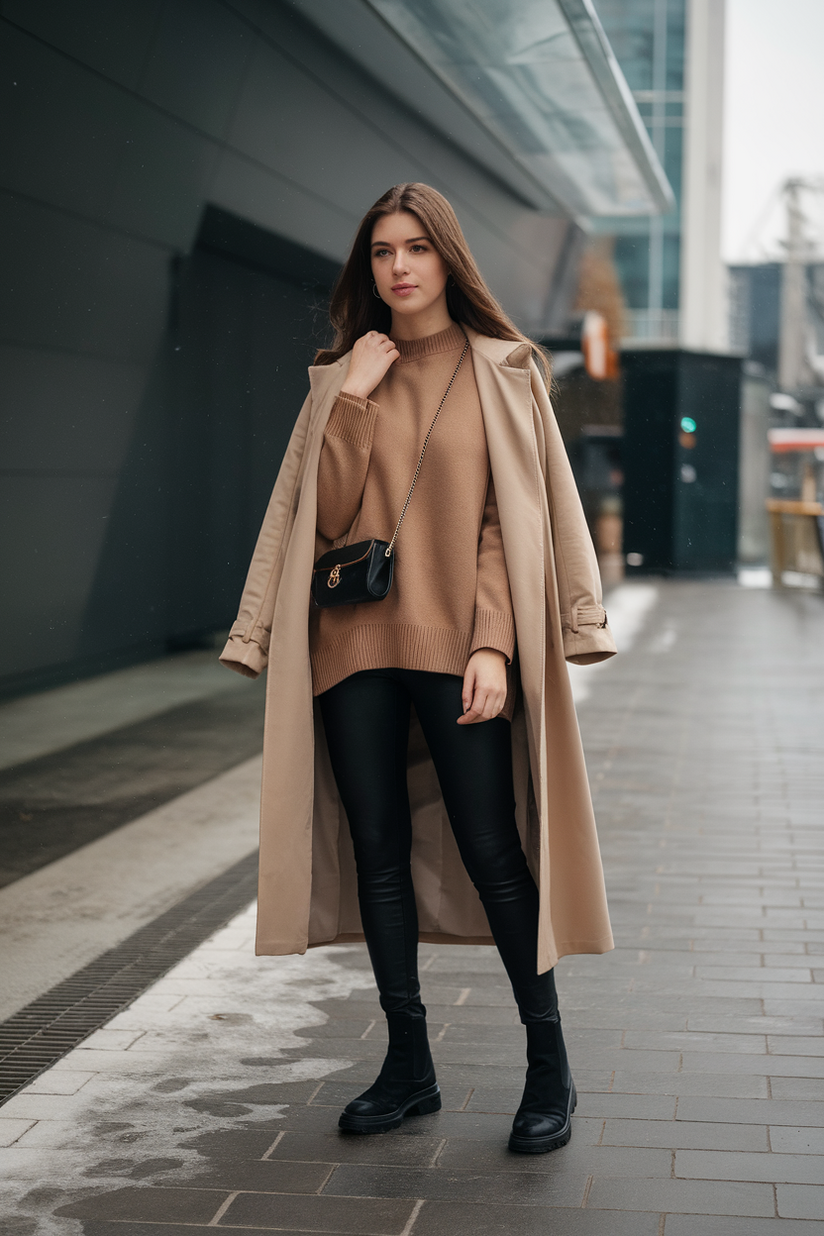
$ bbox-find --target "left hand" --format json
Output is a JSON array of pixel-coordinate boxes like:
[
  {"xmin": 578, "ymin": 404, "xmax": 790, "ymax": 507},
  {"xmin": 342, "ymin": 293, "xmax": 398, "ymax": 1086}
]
[{"xmin": 458, "ymin": 648, "xmax": 507, "ymax": 724}]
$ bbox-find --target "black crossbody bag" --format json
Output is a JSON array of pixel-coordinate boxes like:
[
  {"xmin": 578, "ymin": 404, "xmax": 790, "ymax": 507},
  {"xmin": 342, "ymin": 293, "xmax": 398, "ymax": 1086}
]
[{"xmin": 311, "ymin": 335, "xmax": 469, "ymax": 608}]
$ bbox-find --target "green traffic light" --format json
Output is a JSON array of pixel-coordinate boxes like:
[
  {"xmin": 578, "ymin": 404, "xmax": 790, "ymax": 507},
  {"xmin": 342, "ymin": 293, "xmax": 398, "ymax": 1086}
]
[{"xmin": 680, "ymin": 417, "xmax": 697, "ymax": 433}]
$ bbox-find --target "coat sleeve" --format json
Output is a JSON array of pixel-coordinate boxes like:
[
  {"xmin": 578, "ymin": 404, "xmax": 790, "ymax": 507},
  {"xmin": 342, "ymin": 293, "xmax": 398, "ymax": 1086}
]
[
  {"xmin": 469, "ymin": 474, "xmax": 516, "ymax": 662},
  {"xmin": 316, "ymin": 393, "xmax": 379, "ymax": 542},
  {"xmin": 530, "ymin": 361, "xmax": 618, "ymax": 666},
  {"xmin": 219, "ymin": 389, "xmax": 315, "ymax": 679}
]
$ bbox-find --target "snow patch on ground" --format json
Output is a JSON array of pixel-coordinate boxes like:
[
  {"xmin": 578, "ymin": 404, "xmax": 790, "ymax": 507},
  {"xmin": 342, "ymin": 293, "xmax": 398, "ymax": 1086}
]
[{"xmin": 0, "ymin": 903, "xmax": 375, "ymax": 1234}]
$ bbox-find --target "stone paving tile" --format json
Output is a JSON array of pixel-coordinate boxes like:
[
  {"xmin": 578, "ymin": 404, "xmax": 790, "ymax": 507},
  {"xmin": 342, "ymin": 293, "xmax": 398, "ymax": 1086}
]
[
  {"xmin": 163, "ymin": 1156, "xmax": 336, "ymax": 1192},
  {"xmin": 437, "ymin": 1139, "xmax": 672, "ymax": 1177},
  {"xmin": 0, "ymin": 1145, "xmax": 56, "ymax": 1177},
  {"xmin": 600, "ymin": 1118, "xmax": 769, "ymax": 1151},
  {"xmin": 4, "ymin": 580, "xmax": 824, "ymax": 1233},
  {"xmin": 711, "ymin": 1018, "xmax": 822, "ymax": 1039},
  {"xmin": 769, "ymin": 1037, "xmax": 824, "ymax": 1056},
  {"xmin": 586, "ymin": 1175, "xmax": 776, "ymax": 1216},
  {"xmin": 56, "ymin": 1186, "xmax": 229, "ymax": 1223},
  {"xmin": 0, "ymin": 1117, "xmax": 35, "ymax": 1146},
  {"xmin": 771, "ymin": 1077, "xmax": 824, "ymax": 1100},
  {"xmin": 665, "ymin": 1218, "xmax": 824, "ymax": 1235},
  {"xmin": 680, "ymin": 1051, "xmax": 824, "ymax": 1077},
  {"xmin": 320, "ymin": 1162, "xmax": 588, "ymax": 1205},
  {"xmin": 411, "ymin": 1200, "xmax": 662, "ymax": 1235},
  {"xmin": 696, "ymin": 965, "xmax": 814, "ymax": 983},
  {"xmin": 575, "ymin": 1092, "xmax": 678, "ymax": 1120},
  {"xmin": 264, "ymin": 1129, "xmax": 446, "ymax": 1166},
  {"xmin": 765, "ymin": 999, "xmax": 824, "ymax": 1018},
  {"xmin": 623, "ymin": 1030, "xmax": 768, "ymax": 1054},
  {"xmin": 779, "ymin": 1185, "xmax": 824, "ymax": 1220},
  {"xmin": 611, "ymin": 1071, "xmax": 770, "ymax": 1098},
  {"xmin": 676, "ymin": 1148, "xmax": 824, "ymax": 1184},
  {"xmin": 79, "ymin": 1227, "xmax": 317, "ymax": 1236},
  {"xmin": 676, "ymin": 1098, "xmax": 824, "ymax": 1126},
  {"xmin": 217, "ymin": 1192, "xmax": 418, "ymax": 1232},
  {"xmin": 770, "ymin": 1127, "xmax": 824, "ymax": 1154}
]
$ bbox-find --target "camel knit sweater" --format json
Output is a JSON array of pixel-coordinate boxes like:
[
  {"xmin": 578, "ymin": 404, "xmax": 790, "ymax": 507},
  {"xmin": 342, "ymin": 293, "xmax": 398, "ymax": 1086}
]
[{"xmin": 309, "ymin": 322, "xmax": 516, "ymax": 714}]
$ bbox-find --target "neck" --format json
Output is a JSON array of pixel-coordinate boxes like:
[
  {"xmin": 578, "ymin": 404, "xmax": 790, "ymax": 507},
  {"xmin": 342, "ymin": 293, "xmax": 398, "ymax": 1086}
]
[{"xmin": 390, "ymin": 297, "xmax": 453, "ymax": 341}]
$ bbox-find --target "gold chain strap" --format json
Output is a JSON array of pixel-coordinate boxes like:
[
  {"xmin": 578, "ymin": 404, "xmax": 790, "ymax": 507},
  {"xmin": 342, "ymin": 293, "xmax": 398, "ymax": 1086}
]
[{"xmin": 385, "ymin": 335, "xmax": 469, "ymax": 558}]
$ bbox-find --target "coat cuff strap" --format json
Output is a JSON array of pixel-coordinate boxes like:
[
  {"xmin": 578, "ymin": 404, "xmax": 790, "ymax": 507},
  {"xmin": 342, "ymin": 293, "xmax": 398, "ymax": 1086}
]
[
  {"xmin": 219, "ymin": 633, "xmax": 268, "ymax": 679},
  {"xmin": 560, "ymin": 603, "xmax": 608, "ymax": 633}
]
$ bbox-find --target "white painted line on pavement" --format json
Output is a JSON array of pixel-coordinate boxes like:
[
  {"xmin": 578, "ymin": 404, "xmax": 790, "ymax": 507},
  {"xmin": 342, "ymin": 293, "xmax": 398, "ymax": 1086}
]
[
  {"xmin": 0, "ymin": 756, "xmax": 261, "ymax": 1021},
  {"xmin": 0, "ymin": 648, "xmax": 246, "ymax": 772}
]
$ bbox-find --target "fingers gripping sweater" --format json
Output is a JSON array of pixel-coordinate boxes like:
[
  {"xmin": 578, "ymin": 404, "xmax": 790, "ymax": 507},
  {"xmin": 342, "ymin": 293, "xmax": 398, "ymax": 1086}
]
[{"xmin": 309, "ymin": 322, "xmax": 516, "ymax": 716}]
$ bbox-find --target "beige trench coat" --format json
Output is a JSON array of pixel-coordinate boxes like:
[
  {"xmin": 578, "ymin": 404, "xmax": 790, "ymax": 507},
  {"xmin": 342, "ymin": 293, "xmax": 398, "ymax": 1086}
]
[{"xmin": 220, "ymin": 328, "xmax": 617, "ymax": 973}]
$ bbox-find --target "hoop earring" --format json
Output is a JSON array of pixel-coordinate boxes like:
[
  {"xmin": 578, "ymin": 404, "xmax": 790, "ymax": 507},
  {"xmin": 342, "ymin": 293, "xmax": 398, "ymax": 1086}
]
[
  {"xmin": 447, "ymin": 275, "xmax": 455, "ymax": 289},
  {"xmin": 371, "ymin": 282, "xmax": 382, "ymax": 299}
]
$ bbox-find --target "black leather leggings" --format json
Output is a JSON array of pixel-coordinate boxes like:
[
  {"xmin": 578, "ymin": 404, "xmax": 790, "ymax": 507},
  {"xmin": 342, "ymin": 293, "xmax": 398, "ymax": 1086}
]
[{"xmin": 319, "ymin": 667, "xmax": 557, "ymax": 1023}]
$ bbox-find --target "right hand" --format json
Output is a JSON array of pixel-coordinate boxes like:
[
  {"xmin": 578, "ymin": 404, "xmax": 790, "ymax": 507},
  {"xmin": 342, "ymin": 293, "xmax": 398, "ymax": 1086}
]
[{"xmin": 340, "ymin": 331, "xmax": 400, "ymax": 400}]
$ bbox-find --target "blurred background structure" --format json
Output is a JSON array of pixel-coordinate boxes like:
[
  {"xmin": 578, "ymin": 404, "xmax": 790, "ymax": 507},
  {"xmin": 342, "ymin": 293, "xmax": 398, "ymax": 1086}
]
[
  {"xmin": 550, "ymin": 0, "xmax": 741, "ymax": 584},
  {"xmin": 1, "ymin": 0, "xmax": 822, "ymax": 694},
  {"xmin": 2, "ymin": 0, "xmax": 675, "ymax": 699},
  {"xmin": 728, "ymin": 179, "xmax": 824, "ymax": 583}
]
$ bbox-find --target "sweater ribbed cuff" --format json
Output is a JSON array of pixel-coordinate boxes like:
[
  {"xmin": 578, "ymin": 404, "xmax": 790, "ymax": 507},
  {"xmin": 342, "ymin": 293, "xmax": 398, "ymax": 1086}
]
[
  {"xmin": 469, "ymin": 608, "xmax": 516, "ymax": 663},
  {"xmin": 325, "ymin": 393, "xmax": 379, "ymax": 448}
]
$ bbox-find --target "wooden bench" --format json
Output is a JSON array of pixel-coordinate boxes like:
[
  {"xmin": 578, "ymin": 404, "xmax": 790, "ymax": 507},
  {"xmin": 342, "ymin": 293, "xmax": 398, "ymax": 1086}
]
[{"xmin": 766, "ymin": 498, "xmax": 824, "ymax": 587}]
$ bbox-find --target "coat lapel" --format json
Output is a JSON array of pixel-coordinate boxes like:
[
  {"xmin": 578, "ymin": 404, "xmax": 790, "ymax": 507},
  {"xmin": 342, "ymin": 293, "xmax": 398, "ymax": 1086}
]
[
  {"xmin": 467, "ymin": 330, "xmax": 557, "ymax": 964},
  {"xmin": 257, "ymin": 358, "xmax": 349, "ymax": 954},
  {"xmin": 468, "ymin": 331, "xmax": 547, "ymax": 801}
]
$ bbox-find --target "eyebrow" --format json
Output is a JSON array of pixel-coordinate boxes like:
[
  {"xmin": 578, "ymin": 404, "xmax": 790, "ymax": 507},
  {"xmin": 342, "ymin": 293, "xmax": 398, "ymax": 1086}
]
[{"xmin": 371, "ymin": 236, "xmax": 429, "ymax": 247}]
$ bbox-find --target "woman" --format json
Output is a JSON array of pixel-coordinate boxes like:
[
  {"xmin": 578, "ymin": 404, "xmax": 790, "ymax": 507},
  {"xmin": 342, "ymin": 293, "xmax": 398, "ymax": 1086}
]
[{"xmin": 220, "ymin": 183, "xmax": 616, "ymax": 1154}]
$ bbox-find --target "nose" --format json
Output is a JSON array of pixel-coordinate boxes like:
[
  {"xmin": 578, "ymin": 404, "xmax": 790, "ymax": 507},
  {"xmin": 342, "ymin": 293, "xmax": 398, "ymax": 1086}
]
[{"xmin": 392, "ymin": 249, "xmax": 409, "ymax": 277}]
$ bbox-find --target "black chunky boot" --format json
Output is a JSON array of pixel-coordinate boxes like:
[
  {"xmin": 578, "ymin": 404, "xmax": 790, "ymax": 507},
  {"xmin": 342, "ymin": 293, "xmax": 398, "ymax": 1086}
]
[
  {"xmin": 339, "ymin": 1012, "xmax": 441, "ymax": 1134},
  {"xmin": 508, "ymin": 1016, "xmax": 576, "ymax": 1154}
]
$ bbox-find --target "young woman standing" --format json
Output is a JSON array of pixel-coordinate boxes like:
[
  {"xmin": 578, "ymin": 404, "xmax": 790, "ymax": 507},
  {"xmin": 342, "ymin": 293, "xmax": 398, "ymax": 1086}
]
[{"xmin": 221, "ymin": 183, "xmax": 616, "ymax": 1154}]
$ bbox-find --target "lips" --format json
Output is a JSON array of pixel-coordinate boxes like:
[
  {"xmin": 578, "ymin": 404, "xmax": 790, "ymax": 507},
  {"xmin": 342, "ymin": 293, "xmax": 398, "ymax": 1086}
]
[{"xmin": 391, "ymin": 283, "xmax": 416, "ymax": 295}]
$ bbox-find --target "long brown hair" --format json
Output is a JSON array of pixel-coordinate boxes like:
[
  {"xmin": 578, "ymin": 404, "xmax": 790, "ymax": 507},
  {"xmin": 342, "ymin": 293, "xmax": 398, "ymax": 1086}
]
[{"xmin": 315, "ymin": 183, "xmax": 549, "ymax": 377}]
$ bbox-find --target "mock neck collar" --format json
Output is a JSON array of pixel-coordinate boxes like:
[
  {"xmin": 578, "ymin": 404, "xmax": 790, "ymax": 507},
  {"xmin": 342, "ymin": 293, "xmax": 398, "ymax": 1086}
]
[{"xmin": 394, "ymin": 321, "xmax": 466, "ymax": 363}]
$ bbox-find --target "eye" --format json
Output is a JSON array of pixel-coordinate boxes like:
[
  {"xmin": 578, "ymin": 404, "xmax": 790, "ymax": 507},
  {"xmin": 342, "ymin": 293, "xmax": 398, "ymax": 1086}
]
[
  {"xmin": 373, "ymin": 247, "xmax": 391, "ymax": 258},
  {"xmin": 410, "ymin": 244, "xmax": 427, "ymax": 252}
]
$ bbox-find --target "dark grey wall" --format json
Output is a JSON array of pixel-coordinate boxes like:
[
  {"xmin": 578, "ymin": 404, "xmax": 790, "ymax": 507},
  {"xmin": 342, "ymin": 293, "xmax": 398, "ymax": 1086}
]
[{"xmin": 0, "ymin": 0, "xmax": 574, "ymax": 695}]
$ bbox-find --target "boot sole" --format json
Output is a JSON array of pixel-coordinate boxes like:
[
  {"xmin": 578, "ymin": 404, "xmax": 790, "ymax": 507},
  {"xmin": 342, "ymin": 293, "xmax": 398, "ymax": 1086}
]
[
  {"xmin": 507, "ymin": 1082, "xmax": 577, "ymax": 1155},
  {"xmin": 338, "ymin": 1083, "xmax": 441, "ymax": 1134}
]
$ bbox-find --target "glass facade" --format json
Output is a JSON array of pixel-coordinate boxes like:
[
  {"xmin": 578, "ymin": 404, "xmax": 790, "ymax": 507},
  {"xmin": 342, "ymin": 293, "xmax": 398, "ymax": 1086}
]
[
  {"xmin": 366, "ymin": 0, "xmax": 672, "ymax": 218},
  {"xmin": 593, "ymin": 0, "xmax": 686, "ymax": 332}
]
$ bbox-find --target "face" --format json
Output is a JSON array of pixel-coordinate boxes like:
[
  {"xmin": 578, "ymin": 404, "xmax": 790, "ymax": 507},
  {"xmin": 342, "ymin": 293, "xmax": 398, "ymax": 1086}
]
[{"xmin": 370, "ymin": 211, "xmax": 449, "ymax": 316}]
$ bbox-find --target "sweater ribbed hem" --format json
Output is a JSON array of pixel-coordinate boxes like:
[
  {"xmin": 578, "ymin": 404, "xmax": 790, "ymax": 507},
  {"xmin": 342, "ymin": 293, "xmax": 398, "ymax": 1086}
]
[
  {"xmin": 311, "ymin": 621, "xmax": 516, "ymax": 720},
  {"xmin": 311, "ymin": 623, "xmax": 472, "ymax": 696},
  {"xmin": 470, "ymin": 608, "xmax": 516, "ymax": 663},
  {"xmin": 325, "ymin": 393, "xmax": 379, "ymax": 447},
  {"xmin": 395, "ymin": 322, "xmax": 466, "ymax": 364}
]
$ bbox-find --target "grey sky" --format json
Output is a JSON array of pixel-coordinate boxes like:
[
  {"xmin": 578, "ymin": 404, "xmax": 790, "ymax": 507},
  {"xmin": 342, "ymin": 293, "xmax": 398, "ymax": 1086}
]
[{"xmin": 723, "ymin": 0, "xmax": 824, "ymax": 261}]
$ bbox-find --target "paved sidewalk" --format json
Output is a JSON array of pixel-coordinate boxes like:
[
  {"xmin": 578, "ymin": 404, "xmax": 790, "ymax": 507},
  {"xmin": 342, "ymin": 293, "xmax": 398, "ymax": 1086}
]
[{"xmin": 1, "ymin": 578, "xmax": 823, "ymax": 1234}]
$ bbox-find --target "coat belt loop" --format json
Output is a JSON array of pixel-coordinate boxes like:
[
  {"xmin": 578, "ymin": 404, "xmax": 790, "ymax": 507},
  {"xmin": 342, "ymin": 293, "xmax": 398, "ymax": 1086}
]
[{"xmin": 570, "ymin": 602, "xmax": 579, "ymax": 634}]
